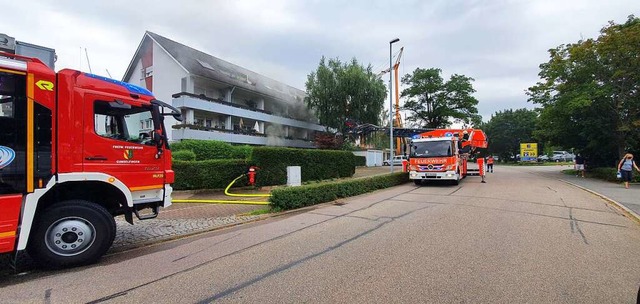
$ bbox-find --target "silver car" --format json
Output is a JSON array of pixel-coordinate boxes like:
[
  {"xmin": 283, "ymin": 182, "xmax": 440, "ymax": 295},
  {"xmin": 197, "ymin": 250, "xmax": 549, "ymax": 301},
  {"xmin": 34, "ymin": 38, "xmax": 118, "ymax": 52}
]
[{"xmin": 383, "ymin": 155, "xmax": 407, "ymax": 166}]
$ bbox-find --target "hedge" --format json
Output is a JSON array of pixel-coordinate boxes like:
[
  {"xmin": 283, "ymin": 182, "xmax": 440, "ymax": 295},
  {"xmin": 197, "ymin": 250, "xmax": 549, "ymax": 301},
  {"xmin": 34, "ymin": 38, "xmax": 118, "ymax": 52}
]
[
  {"xmin": 355, "ymin": 155, "xmax": 366, "ymax": 167},
  {"xmin": 251, "ymin": 147, "xmax": 355, "ymax": 187},
  {"xmin": 173, "ymin": 159, "xmax": 248, "ymax": 190},
  {"xmin": 587, "ymin": 167, "xmax": 640, "ymax": 183},
  {"xmin": 269, "ymin": 172, "xmax": 410, "ymax": 210},
  {"xmin": 170, "ymin": 140, "xmax": 252, "ymax": 160},
  {"xmin": 172, "ymin": 150, "xmax": 196, "ymax": 161}
]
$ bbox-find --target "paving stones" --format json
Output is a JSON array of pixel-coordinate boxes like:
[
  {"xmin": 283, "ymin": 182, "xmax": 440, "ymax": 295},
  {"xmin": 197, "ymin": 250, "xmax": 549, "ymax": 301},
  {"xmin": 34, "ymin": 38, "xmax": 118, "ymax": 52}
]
[{"xmin": 109, "ymin": 214, "xmax": 261, "ymax": 253}]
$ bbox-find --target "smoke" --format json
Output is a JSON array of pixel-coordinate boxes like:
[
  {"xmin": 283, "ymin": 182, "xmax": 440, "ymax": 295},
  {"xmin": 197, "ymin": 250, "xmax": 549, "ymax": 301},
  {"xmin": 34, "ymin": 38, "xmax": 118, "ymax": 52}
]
[
  {"xmin": 265, "ymin": 124, "xmax": 286, "ymax": 146},
  {"xmin": 287, "ymin": 98, "xmax": 317, "ymax": 122}
]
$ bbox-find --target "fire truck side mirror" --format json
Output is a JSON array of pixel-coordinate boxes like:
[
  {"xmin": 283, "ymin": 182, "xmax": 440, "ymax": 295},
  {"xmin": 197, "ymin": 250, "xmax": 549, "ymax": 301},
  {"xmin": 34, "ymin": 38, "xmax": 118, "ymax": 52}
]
[
  {"xmin": 152, "ymin": 131, "xmax": 164, "ymax": 159},
  {"xmin": 152, "ymin": 131, "xmax": 162, "ymax": 144}
]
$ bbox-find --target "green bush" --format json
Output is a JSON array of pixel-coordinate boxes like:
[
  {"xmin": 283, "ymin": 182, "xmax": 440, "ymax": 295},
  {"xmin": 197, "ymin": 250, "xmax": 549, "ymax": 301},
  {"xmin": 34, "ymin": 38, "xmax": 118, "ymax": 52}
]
[
  {"xmin": 354, "ymin": 156, "xmax": 366, "ymax": 167},
  {"xmin": 170, "ymin": 140, "xmax": 252, "ymax": 160},
  {"xmin": 270, "ymin": 172, "xmax": 410, "ymax": 210},
  {"xmin": 589, "ymin": 167, "xmax": 640, "ymax": 183},
  {"xmin": 172, "ymin": 150, "xmax": 196, "ymax": 161},
  {"xmin": 251, "ymin": 147, "xmax": 356, "ymax": 187},
  {"xmin": 173, "ymin": 159, "xmax": 248, "ymax": 190}
]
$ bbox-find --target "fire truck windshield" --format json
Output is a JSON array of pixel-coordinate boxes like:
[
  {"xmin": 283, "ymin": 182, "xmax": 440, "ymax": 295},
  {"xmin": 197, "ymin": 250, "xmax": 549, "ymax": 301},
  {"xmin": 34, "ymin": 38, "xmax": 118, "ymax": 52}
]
[
  {"xmin": 94, "ymin": 100, "xmax": 156, "ymax": 145},
  {"xmin": 410, "ymin": 140, "xmax": 454, "ymax": 157}
]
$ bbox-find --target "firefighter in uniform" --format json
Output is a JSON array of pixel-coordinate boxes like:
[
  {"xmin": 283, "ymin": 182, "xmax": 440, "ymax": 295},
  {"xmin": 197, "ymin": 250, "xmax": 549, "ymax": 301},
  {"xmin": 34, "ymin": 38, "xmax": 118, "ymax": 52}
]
[{"xmin": 486, "ymin": 155, "xmax": 495, "ymax": 173}]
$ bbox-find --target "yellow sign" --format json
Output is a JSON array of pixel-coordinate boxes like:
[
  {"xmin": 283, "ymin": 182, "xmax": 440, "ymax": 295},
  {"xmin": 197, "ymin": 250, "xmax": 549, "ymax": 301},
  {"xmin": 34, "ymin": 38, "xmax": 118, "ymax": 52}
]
[
  {"xmin": 520, "ymin": 143, "xmax": 538, "ymax": 161},
  {"xmin": 35, "ymin": 80, "xmax": 54, "ymax": 91}
]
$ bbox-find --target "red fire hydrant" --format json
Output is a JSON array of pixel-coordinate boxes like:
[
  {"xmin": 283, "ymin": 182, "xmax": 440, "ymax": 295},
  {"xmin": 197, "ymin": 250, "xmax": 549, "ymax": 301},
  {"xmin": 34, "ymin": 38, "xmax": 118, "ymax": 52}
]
[{"xmin": 247, "ymin": 166, "xmax": 259, "ymax": 186}]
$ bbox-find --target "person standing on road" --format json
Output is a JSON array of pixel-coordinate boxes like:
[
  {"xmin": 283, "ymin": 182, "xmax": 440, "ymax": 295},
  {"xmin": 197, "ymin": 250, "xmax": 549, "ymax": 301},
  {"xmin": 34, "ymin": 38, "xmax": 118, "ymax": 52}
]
[
  {"xmin": 617, "ymin": 153, "xmax": 639, "ymax": 189},
  {"xmin": 486, "ymin": 155, "xmax": 494, "ymax": 173},
  {"xmin": 574, "ymin": 153, "xmax": 585, "ymax": 177}
]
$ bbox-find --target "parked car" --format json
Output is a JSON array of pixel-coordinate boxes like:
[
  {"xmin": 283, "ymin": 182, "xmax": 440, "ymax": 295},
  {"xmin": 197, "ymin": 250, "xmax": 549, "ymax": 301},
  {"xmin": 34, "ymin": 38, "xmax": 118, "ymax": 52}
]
[
  {"xmin": 551, "ymin": 151, "xmax": 575, "ymax": 162},
  {"xmin": 383, "ymin": 155, "xmax": 407, "ymax": 166},
  {"xmin": 537, "ymin": 155, "xmax": 550, "ymax": 162}
]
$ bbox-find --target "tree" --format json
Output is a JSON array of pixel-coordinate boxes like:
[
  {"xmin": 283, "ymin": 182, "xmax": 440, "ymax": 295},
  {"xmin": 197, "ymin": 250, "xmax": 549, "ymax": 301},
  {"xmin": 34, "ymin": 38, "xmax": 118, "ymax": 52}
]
[
  {"xmin": 527, "ymin": 15, "xmax": 640, "ymax": 167},
  {"xmin": 305, "ymin": 57, "xmax": 387, "ymax": 137},
  {"xmin": 480, "ymin": 109, "xmax": 539, "ymax": 161},
  {"xmin": 401, "ymin": 68, "xmax": 482, "ymax": 128}
]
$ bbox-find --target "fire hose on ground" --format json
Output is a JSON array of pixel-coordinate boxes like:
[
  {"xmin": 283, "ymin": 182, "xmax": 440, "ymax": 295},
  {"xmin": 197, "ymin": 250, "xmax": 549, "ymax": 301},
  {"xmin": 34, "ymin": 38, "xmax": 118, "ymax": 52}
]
[{"xmin": 172, "ymin": 172, "xmax": 271, "ymax": 205}]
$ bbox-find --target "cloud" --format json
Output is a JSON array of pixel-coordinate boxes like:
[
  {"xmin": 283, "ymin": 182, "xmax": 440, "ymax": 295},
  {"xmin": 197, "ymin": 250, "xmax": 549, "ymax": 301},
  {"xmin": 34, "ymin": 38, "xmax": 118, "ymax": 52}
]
[{"xmin": 3, "ymin": 0, "xmax": 639, "ymax": 122}]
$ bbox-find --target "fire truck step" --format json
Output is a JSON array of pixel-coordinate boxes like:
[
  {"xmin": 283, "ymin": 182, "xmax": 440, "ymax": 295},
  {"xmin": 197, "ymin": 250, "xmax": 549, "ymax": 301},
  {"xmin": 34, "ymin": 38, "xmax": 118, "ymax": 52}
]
[{"xmin": 133, "ymin": 205, "xmax": 159, "ymax": 220}]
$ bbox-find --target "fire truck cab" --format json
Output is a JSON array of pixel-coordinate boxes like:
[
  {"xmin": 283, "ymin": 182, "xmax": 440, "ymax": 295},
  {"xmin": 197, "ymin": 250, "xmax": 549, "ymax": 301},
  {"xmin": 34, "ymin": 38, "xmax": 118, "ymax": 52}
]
[
  {"xmin": 0, "ymin": 50, "xmax": 181, "ymax": 268},
  {"xmin": 408, "ymin": 129, "xmax": 487, "ymax": 185}
]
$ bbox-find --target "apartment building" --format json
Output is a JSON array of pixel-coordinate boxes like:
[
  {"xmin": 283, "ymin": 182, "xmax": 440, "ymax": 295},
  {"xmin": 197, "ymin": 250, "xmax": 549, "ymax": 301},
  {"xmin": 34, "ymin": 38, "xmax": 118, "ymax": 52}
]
[{"xmin": 122, "ymin": 31, "xmax": 325, "ymax": 148}]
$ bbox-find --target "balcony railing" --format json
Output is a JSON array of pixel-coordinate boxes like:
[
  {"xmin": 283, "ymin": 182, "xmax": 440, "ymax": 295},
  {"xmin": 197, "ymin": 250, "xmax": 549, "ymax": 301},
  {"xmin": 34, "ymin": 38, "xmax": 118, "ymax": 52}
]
[
  {"xmin": 171, "ymin": 92, "xmax": 326, "ymax": 132},
  {"xmin": 171, "ymin": 125, "xmax": 315, "ymax": 148}
]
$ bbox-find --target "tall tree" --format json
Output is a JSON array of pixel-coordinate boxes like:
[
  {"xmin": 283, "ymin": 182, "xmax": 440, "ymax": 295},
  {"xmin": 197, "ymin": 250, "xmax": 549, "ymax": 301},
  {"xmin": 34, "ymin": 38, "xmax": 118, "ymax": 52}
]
[
  {"xmin": 401, "ymin": 68, "xmax": 481, "ymax": 128},
  {"xmin": 305, "ymin": 57, "xmax": 387, "ymax": 136},
  {"xmin": 480, "ymin": 108, "xmax": 539, "ymax": 161},
  {"xmin": 528, "ymin": 15, "xmax": 640, "ymax": 167}
]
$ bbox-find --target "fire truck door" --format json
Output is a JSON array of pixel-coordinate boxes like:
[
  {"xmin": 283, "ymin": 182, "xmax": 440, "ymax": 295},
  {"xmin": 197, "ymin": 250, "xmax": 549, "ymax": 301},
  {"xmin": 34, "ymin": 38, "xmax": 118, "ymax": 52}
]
[
  {"xmin": 0, "ymin": 71, "xmax": 27, "ymax": 253},
  {"xmin": 82, "ymin": 95, "xmax": 165, "ymax": 191}
]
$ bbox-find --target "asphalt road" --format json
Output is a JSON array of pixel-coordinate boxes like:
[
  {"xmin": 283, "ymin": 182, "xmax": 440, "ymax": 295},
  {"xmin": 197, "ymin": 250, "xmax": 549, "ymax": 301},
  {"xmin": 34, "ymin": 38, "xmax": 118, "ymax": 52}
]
[{"xmin": 1, "ymin": 166, "xmax": 639, "ymax": 303}]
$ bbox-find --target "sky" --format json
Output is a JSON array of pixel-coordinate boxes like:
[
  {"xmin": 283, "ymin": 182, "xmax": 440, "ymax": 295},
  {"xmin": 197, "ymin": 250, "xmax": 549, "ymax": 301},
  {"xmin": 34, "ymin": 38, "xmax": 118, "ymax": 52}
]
[{"xmin": 4, "ymin": 0, "xmax": 639, "ymax": 122}]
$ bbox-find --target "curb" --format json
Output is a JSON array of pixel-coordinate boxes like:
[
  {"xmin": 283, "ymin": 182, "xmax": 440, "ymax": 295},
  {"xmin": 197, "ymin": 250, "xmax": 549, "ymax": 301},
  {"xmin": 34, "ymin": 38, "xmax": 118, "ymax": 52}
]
[{"xmin": 561, "ymin": 179, "xmax": 640, "ymax": 225}]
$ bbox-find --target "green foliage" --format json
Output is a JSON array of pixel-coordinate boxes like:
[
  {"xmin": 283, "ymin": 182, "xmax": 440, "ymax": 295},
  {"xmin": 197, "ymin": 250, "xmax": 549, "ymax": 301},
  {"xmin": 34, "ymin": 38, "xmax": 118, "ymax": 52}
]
[
  {"xmin": 588, "ymin": 167, "xmax": 640, "ymax": 183},
  {"xmin": 354, "ymin": 156, "xmax": 367, "ymax": 167},
  {"xmin": 251, "ymin": 147, "xmax": 356, "ymax": 186},
  {"xmin": 401, "ymin": 67, "xmax": 481, "ymax": 128},
  {"xmin": 171, "ymin": 150, "xmax": 196, "ymax": 161},
  {"xmin": 270, "ymin": 172, "xmax": 410, "ymax": 210},
  {"xmin": 480, "ymin": 108, "xmax": 539, "ymax": 161},
  {"xmin": 305, "ymin": 57, "xmax": 387, "ymax": 135},
  {"xmin": 527, "ymin": 15, "xmax": 640, "ymax": 167},
  {"xmin": 171, "ymin": 140, "xmax": 252, "ymax": 160},
  {"xmin": 173, "ymin": 159, "xmax": 248, "ymax": 190}
]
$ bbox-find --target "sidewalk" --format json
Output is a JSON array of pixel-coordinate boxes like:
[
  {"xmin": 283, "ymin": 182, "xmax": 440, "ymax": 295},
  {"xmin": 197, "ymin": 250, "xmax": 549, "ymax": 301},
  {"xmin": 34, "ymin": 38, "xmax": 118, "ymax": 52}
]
[
  {"xmin": 524, "ymin": 165, "xmax": 640, "ymax": 222},
  {"xmin": 553, "ymin": 170, "xmax": 640, "ymax": 221}
]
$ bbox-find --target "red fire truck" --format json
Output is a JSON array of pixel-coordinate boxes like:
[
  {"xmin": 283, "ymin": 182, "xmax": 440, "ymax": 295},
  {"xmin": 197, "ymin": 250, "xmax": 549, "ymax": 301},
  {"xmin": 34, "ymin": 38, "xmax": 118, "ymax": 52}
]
[
  {"xmin": 0, "ymin": 51, "xmax": 181, "ymax": 267},
  {"xmin": 408, "ymin": 128, "xmax": 487, "ymax": 185}
]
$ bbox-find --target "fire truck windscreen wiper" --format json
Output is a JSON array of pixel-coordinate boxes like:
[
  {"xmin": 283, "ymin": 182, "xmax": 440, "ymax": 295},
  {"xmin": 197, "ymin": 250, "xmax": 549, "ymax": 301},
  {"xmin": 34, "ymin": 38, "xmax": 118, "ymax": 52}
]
[{"xmin": 151, "ymin": 99, "xmax": 182, "ymax": 122}]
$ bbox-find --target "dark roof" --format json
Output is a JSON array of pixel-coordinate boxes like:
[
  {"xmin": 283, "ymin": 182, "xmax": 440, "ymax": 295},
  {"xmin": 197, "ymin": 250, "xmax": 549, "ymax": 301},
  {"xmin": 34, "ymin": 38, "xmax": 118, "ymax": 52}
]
[{"xmin": 124, "ymin": 31, "xmax": 306, "ymax": 104}]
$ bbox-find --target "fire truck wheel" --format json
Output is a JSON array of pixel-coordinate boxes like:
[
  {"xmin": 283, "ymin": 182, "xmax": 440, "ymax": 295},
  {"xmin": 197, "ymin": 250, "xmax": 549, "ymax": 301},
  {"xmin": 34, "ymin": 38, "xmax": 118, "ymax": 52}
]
[
  {"xmin": 28, "ymin": 200, "xmax": 116, "ymax": 268},
  {"xmin": 413, "ymin": 180, "xmax": 422, "ymax": 186}
]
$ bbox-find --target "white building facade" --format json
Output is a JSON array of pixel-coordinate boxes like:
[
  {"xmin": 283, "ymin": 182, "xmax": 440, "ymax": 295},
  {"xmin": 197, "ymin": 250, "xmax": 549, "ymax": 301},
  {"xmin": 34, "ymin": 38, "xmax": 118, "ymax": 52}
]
[{"xmin": 122, "ymin": 31, "xmax": 324, "ymax": 148}]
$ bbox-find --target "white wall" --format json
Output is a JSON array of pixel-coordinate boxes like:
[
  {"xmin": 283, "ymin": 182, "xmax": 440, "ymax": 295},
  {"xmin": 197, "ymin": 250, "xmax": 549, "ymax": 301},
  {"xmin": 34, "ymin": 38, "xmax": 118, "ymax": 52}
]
[
  {"xmin": 151, "ymin": 42, "xmax": 188, "ymax": 141},
  {"xmin": 353, "ymin": 150, "xmax": 383, "ymax": 167}
]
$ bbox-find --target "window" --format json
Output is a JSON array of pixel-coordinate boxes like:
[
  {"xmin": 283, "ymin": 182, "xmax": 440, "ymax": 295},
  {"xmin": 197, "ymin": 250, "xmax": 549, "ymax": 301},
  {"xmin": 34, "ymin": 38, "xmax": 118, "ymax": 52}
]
[
  {"xmin": 94, "ymin": 100, "xmax": 154, "ymax": 145},
  {"xmin": 411, "ymin": 141, "xmax": 453, "ymax": 157},
  {"xmin": 0, "ymin": 72, "xmax": 27, "ymax": 194}
]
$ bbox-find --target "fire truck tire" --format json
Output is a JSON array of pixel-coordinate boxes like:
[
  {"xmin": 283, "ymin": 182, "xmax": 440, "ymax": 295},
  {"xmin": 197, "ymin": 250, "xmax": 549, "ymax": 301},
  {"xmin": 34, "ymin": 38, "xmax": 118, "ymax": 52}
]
[
  {"xmin": 413, "ymin": 180, "xmax": 422, "ymax": 186},
  {"xmin": 27, "ymin": 200, "xmax": 116, "ymax": 268}
]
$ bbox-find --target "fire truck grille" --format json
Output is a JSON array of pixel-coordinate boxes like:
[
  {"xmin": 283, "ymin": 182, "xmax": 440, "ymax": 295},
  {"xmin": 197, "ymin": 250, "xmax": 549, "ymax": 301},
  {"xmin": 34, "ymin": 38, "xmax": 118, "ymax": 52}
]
[{"xmin": 418, "ymin": 164, "xmax": 445, "ymax": 171}]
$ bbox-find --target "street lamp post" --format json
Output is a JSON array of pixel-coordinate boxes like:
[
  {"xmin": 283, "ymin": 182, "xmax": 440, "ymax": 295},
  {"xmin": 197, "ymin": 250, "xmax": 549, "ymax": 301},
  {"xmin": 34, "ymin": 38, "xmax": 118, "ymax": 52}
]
[{"xmin": 389, "ymin": 38, "xmax": 399, "ymax": 173}]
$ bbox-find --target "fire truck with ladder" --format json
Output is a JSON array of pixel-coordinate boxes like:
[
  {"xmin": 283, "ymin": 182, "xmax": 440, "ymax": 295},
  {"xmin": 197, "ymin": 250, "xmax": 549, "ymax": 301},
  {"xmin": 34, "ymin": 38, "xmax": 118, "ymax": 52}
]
[
  {"xmin": 0, "ymin": 36, "xmax": 182, "ymax": 268},
  {"xmin": 408, "ymin": 128, "xmax": 488, "ymax": 185}
]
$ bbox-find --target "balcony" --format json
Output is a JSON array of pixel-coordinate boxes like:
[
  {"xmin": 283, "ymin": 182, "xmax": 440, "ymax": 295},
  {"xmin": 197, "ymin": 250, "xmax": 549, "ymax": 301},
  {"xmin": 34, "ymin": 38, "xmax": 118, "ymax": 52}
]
[
  {"xmin": 171, "ymin": 125, "xmax": 315, "ymax": 148},
  {"xmin": 172, "ymin": 92, "xmax": 325, "ymax": 132}
]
